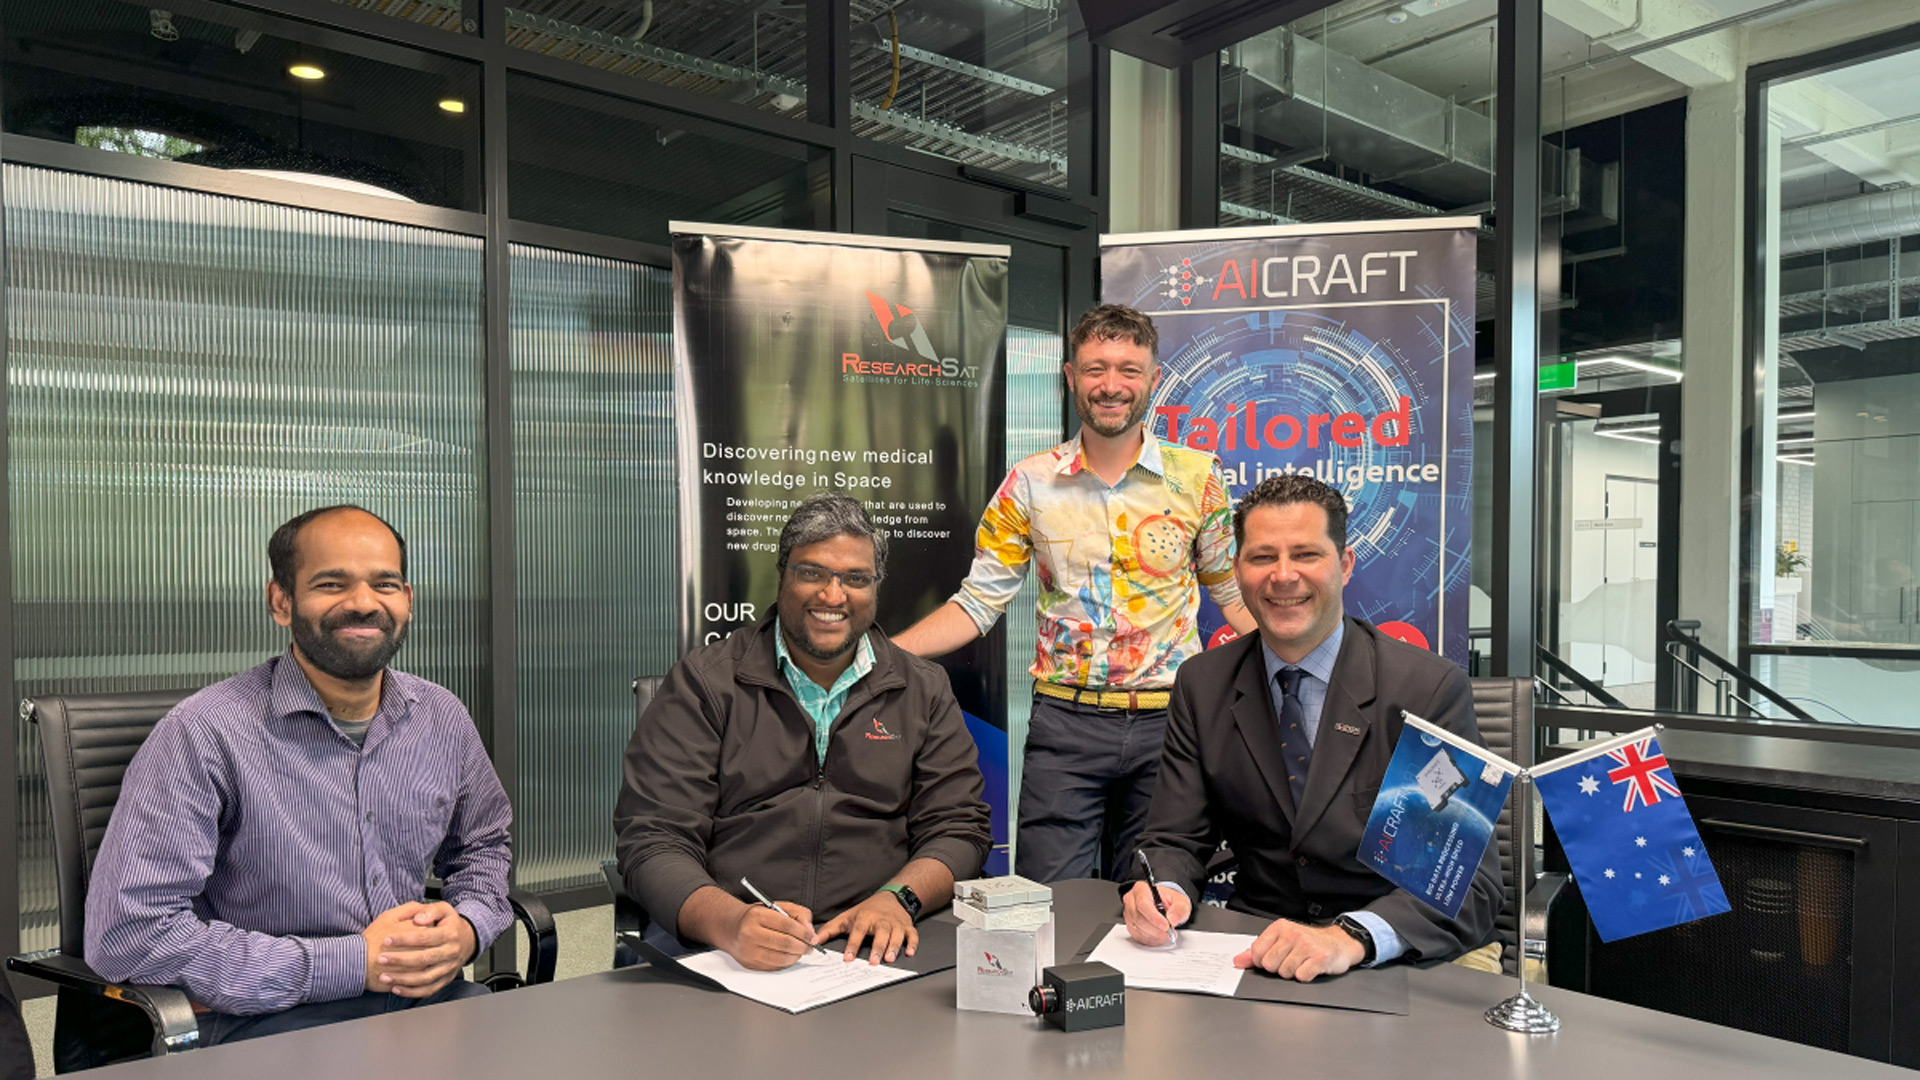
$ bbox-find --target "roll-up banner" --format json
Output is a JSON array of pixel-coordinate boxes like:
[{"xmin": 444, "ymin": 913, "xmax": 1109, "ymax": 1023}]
[
  {"xmin": 672, "ymin": 223, "xmax": 1012, "ymax": 867},
  {"xmin": 1102, "ymin": 219, "xmax": 1478, "ymax": 665}
]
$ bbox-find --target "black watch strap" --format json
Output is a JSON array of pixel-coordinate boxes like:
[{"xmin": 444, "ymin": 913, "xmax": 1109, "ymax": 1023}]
[{"xmin": 1334, "ymin": 914, "xmax": 1377, "ymax": 966}]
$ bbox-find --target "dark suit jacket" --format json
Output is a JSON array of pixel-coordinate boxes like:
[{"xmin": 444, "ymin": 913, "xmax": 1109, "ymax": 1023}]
[{"xmin": 1139, "ymin": 616, "xmax": 1503, "ymax": 962}]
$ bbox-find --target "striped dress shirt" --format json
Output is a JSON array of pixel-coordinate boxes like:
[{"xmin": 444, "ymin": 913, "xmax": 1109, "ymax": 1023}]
[{"xmin": 84, "ymin": 654, "xmax": 513, "ymax": 1016}]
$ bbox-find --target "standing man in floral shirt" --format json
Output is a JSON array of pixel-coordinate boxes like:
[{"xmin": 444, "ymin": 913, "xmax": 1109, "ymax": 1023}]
[{"xmin": 896, "ymin": 304, "xmax": 1253, "ymax": 882}]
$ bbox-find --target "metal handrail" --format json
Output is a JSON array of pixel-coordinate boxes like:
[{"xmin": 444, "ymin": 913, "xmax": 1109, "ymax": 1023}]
[
  {"xmin": 1662, "ymin": 620, "xmax": 1820, "ymax": 724},
  {"xmin": 1534, "ymin": 645, "xmax": 1628, "ymax": 709}
]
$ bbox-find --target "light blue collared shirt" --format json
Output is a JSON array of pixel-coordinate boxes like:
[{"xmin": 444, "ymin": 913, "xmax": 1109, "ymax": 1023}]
[
  {"xmin": 774, "ymin": 630, "xmax": 875, "ymax": 763},
  {"xmin": 1258, "ymin": 621, "xmax": 1402, "ymax": 965},
  {"xmin": 1163, "ymin": 622, "xmax": 1404, "ymax": 965}
]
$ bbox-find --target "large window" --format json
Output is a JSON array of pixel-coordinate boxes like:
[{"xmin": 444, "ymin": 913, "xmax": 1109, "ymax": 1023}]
[
  {"xmin": 1748, "ymin": 32, "xmax": 1920, "ymax": 727},
  {"xmin": 6, "ymin": 164, "xmax": 486, "ymax": 951}
]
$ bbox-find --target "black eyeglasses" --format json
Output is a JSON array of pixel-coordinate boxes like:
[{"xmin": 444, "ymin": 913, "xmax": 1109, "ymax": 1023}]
[{"xmin": 786, "ymin": 563, "xmax": 879, "ymax": 592}]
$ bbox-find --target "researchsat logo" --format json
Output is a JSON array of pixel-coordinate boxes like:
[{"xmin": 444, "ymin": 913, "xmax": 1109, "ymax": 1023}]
[{"xmin": 839, "ymin": 291, "xmax": 981, "ymax": 387}]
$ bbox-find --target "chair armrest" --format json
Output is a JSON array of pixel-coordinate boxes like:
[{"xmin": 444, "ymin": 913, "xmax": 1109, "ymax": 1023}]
[
  {"xmin": 601, "ymin": 860, "xmax": 650, "ymax": 969},
  {"xmin": 1523, "ymin": 871, "xmax": 1568, "ymax": 963},
  {"xmin": 507, "ymin": 889, "xmax": 558, "ymax": 986},
  {"xmin": 9, "ymin": 950, "xmax": 200, "ymax": 1055}
]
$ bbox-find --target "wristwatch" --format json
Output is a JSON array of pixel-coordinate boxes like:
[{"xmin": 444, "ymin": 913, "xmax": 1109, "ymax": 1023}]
[
  {"xmin": 879, "ymin": 883, "xmax": 922, "ymax": 920},
  {"xmin": 1332, "ymin": 914, "xmax": 1377, "ymax": 966}
]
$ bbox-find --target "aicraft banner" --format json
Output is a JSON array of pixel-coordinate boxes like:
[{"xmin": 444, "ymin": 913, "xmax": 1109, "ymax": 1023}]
[
  {"xmin": 672, "ymin": 223, "xmax": 1011, "ymax": 864},
  {"xmin": 1102, "ymin": 219, "xmax": 1478, "ymax": 664}
]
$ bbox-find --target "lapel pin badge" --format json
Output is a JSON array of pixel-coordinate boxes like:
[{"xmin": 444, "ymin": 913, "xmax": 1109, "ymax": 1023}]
[{"xmin": 1334, "ymin": 722, "xmax": 1362, "ymax": 736}]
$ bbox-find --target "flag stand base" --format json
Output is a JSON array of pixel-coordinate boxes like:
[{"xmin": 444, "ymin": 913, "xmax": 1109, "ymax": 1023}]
[{"xmin": 1485, "ymin": 991, "xmax": 1560, "ymax": 1034}]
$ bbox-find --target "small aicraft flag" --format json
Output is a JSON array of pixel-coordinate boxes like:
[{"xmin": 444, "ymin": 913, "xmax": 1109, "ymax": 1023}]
[
  {"xmin": 1532, "ymin": 728, "xmax": 1730, "ymax": 942},
  {"xmin": 1356, "ymin": 713, "xmax": 1518, "ymax": 919}
]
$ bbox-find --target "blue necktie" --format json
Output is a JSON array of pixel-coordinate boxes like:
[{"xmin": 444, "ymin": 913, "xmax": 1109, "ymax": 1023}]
[{"xmin": 1278, "ymin": 667, "xmax": 1312, "ymax": 809}]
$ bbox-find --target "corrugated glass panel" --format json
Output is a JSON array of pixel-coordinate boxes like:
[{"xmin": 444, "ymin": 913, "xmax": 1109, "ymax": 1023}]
[
  {"xmin": 1003, "ymin": 325, "xmax": 1062, "ymax": 857},
  {"xmin": 510, "ymin": 244, "xmax": 675, "ymax": 893},
  {"xmin": 7, "ymin": 164, "xmax": 485, "ymax": 950}
]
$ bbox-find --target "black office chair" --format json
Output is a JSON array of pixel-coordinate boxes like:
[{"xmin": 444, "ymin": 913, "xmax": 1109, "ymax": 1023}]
[
  {"xmin": 1471, "ymin": 675, "xmax": 1567, "ymax": 977},
  {"xmin": 607, "ymin": 676, "xmax": 665, "ymax": 969},
  {"xmin": 6, "ymin": 689, "xmax": 560, "ymax": 1071}
]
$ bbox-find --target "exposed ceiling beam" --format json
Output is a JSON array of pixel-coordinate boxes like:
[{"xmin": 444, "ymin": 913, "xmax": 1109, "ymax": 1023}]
[{"xmin": 1542, "ymin": 0, "xmax": 1742, "ymax": 88}]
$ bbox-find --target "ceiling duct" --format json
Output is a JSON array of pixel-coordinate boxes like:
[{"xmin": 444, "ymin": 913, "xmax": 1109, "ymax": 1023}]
[
  {"xmin": 1082, "ymin": 0, "xmax": 1328, "ymax": 68},
  {"xmin": 1780, "ymin": 185, "xmax": 1920, "ymax": 257},
  {"xmin": 1223, "ymin": 27, "xmax": 1496, "ymax": 208}
]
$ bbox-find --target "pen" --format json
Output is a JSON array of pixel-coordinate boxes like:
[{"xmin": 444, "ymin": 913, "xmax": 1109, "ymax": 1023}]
[
  {"xmin": 1135, "ymin": 850, "xmax": 1179, "ymax": 945},
  {"xmin": 741, "ymin": 876, "xmax": 828, "ymax": 956}
]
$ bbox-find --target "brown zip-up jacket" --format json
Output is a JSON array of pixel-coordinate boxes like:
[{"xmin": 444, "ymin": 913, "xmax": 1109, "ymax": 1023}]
[{"xmin": 614, "ymin": 617, "xmax": 992, "ymax": 935}]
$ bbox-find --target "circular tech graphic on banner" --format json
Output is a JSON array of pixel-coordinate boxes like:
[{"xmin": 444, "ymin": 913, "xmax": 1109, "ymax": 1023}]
[{"xmin": 1102, "ymin": 228, "xmax": 1477, "ymax": 663}]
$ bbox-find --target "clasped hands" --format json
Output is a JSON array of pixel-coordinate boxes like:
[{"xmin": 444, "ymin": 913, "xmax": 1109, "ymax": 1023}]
[
  {"xmin": 362, "ymin": 901, "xmax": 476, "ymax": 997},
  {"xmin": 727, "ymin": 891, "xmax": 918, "ymax": 971},
  {"xmin": 1122, "ymin": 881, "xmax": 1366, "ymax": 983}
]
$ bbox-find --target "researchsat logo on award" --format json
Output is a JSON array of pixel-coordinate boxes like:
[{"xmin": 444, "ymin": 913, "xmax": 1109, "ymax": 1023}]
[{"xmin": 840, "ymin": 291, "xmax": 981, "ymax": 387}]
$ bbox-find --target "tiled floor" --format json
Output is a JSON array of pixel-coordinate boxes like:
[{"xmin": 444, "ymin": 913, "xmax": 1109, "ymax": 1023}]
[{"xmin": 19, "ymin": 904, "xmax": 616, "ymax": 1076}]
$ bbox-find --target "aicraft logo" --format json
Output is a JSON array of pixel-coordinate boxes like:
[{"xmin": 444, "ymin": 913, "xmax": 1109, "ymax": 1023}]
[
  {"xmin": 840, "ymin": 291, "xmax": 981, "ymax": 384},
  {"xmin": 976, "ymin": 951, "xmax": 1013, "ymax": 976},
  {"xmin": 865, "ymin": 717, "xmax": 901, "ymax": 741}
]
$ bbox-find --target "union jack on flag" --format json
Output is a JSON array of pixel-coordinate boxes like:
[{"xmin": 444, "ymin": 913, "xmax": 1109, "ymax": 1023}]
[{"xmin": 1606, "ymin": 737, "xmax": 1682, "ymax": 812}]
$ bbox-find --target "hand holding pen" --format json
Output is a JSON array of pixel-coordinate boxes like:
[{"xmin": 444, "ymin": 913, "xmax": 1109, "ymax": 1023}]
[
  {"xmin": 741, "ymin": 877, "xmax": 829, "ymax": 959},
  {"xmin": 1123, "ymin": 850, "xmax": 1188, "ymax": 947}
]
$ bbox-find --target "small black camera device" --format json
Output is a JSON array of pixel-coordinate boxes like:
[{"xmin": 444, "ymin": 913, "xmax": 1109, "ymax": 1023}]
[{"xmin": 1028, "ymin": 961, "xmax": 1125, "ymax": 1032}]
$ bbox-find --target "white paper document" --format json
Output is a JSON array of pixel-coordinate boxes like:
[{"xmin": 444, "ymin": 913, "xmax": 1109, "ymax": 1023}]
[
  {"xmin": 675, "ymin": 948, "xmax": 919, "ymax": 1013},
  {"xmin": 1085, "ymin": 924, "xmax": 1254, "ymax": 997}
]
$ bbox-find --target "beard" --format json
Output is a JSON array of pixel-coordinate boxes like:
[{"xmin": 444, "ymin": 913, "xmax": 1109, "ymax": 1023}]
[
  {"xmin": 1076, "ymin": 389, "xmax": 1151, "ymax": 438},
  {"xmin": 291, "ymin": 606, "xmax": 409, "ymax": 682},
  {"xmin": 777, "ymin": 604, "xmax": 871, "ymax": 664}
]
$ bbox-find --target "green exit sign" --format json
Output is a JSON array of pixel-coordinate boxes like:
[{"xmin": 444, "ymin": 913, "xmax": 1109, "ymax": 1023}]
[{"xmin": 1538, "ymin": 361, "xmax": 1577, "ymax": 391}]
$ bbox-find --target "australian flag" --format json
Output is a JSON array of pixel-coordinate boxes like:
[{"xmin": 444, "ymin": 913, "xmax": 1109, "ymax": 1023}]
[{"xmin": 1533, "ymin": 728, "xmax": 1731, "ymax": 942}]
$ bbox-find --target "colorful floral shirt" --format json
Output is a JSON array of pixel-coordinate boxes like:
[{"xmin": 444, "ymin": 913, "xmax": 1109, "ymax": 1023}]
[{"xmin": 952, "ymin": 432, "xmax": 1241, "ymax": 690}]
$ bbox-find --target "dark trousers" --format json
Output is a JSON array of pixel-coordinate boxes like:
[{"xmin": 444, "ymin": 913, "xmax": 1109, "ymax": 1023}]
[
  {"xmin": 1016, "ymin": 695, "xmax": 1169, "ymax": 883},
  {"xmin": 198, "ymin": 978, "xmax": 489, "ymax": 1046},
  {"xmin": 0, "ymin": 975, "xmax": 30, "ymax": 1080}
]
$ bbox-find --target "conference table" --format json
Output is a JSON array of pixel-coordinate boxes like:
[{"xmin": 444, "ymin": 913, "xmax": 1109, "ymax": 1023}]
[{"xmin": 98, "ymin": 879, "xmax": 1908, "ymax": 1079}]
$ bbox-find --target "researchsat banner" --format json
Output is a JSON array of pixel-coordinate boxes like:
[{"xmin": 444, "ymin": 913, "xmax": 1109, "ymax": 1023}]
[
  {"xmin": 1102, "ymin": 219, "xmax": 1478, "ymax": 664},
  {"xmin": 671, "ymin": 223, "xmax": 1012, "ymax": 868}
]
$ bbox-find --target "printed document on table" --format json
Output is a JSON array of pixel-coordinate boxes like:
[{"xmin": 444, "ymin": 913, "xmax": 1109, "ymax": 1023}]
[
  {"xmin": 1085, "ymin": 924, "xmax": 1253, "ymax": 997},
  {"xmin": 675, "ymin": 948, "xmax": 919, "ymax": 1013}
]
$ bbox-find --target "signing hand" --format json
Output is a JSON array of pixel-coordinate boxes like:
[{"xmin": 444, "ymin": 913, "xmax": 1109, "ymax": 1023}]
[
  {"xmin": 1121, "ymin": 881, "xmax": 1192, "ymax": 947},
  {"xmin": 364, "ymin": 901, "xmax": 474, "ymax": 997},
  {"xmin": 727, "ymin": 901, "xmax": 816, "ymax": 971},
  {"xmin": 816, "ymin": 891, "xmax": 917, "ymax": 965},
  {"xmin": 1233, "ymin": 918, "xmax": 1364, "ymax": 983}
]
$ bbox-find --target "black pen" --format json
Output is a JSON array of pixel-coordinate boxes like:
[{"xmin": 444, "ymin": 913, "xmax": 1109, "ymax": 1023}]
[
  {"xmin": 741, "ymin": 876, "xmax": 828, "ymax": 956},
  {"xmin": 1135, "ymin": 850, "xmax": 1179, "ymax": 945}
]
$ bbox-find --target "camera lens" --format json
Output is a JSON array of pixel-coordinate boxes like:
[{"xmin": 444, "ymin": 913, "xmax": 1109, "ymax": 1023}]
[{"xmin": 1029, "ymin": 984, "xmax": 1059, "ymax": 1016}]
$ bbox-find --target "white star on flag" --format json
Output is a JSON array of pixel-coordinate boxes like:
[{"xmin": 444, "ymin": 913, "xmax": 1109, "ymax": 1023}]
[
  {"xmin": 1683, "ymin": 846, "xmax": 1695, "ymax": 857},
  {"xmin": 1634, "ymin": 872, "xmax": 1642, "ymax": 879},
  {"xmin": 1604, "ymin": 868, "xmax": 1615, "ymax": 879},
  {"xmin": 1578, "ymin": 775, "xmax": 1600, "ymax": 796},
  {"xmin": 1634, "ymin": 836, "xmax": 1647, "ymax": 848},
  {"xmin": 1659, "ymin": 875, "xmax": 1671, "ymax": 886}
]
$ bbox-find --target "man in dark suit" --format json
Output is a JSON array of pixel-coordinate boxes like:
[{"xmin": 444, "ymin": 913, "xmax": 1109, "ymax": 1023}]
[{"xmin": 1122, "ymin": 474, "xmax": 1501, "ymax": 982}]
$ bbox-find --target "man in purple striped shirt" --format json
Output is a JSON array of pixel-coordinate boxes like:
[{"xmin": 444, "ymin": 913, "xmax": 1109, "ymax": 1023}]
[{"xmin": 85, "ymin": 505, "xmax": 513, "ymax": 1047}]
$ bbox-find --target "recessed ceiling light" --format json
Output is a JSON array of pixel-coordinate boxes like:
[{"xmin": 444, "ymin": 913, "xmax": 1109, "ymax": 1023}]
[
  {"xmin": 288, "ymin": 63, "xmax": 326, "ymax": 80},
  {"xmin": 438, "ymin": 98, "xmax": 466, "ymax": 114}
]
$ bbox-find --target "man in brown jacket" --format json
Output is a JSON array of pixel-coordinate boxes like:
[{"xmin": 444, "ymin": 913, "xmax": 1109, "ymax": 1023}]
[{"xmin": 614, "ymin": 493, "xmax": 992, "ymax": 971}]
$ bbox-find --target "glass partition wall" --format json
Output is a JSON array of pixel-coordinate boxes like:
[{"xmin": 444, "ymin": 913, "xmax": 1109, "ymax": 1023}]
[
  {"xmin": 0, "ymin": 0, "xmax": 1089, "ymax": 955},
  {"xmin": 1746, "ymin": 30, "xmax": 1920, "ymax": 728}
]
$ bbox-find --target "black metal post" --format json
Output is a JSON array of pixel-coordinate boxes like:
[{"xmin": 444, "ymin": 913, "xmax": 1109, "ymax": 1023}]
[
  {"xmin": 1491, "ymin": 0, "xmax": 1541, "ymax": 679},
  {"xmin": 810, "ymin": 0, "xmax": 853, "ymax": 231},
  {"xmin": 478, "ymin": 0, "xmax": 518, "ymax": 980},
  {"xmin": 1178, "ymin": 51, "xmax": 1219, "ymax": 230},
  {"xmin": 0, "ymin": 4, "xmax": 20, "ymax": 967}
]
